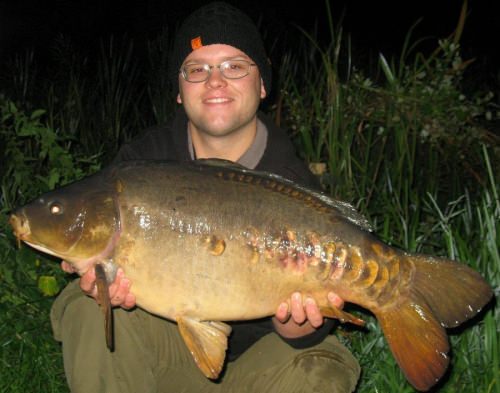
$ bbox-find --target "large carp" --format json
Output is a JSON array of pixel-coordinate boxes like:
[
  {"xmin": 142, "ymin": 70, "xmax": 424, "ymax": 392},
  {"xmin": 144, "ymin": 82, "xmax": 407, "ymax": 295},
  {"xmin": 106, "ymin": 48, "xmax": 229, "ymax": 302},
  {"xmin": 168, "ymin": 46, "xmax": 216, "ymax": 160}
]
[{"xmin": 9, "ymin": 159, "xmax": 493, "ymax": 391}]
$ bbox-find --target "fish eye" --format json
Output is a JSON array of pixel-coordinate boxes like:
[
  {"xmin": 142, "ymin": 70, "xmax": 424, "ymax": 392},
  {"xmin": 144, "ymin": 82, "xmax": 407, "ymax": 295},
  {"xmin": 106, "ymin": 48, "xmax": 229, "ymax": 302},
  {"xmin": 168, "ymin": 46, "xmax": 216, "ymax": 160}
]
[{"xmin": 49, "ymin": 202, "xmax": 64, "ymax": 215}]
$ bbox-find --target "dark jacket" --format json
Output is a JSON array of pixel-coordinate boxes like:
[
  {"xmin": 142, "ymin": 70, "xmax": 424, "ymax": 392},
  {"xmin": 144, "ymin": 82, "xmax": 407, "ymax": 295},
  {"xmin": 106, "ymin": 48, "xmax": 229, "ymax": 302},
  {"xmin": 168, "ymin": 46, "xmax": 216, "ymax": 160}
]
[{"xmin": 115, "ymin": 108, "xmax": 334, "ymax": 360}]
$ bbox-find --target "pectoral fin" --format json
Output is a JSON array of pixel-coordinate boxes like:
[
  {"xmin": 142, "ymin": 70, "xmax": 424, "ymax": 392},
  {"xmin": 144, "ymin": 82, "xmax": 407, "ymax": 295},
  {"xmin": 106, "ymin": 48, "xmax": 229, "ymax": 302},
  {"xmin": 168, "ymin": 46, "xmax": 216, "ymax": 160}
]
[
  {"xmin": 95, "ymin": 263, "xmax": 114, "ymax": 351},
  {"xmin": 176, "ymin": 317, "xmax": 232, "ymax": 379},
  {"xmin": 320, "ymin": 306, "xmax": 365, "ymax": 326}
]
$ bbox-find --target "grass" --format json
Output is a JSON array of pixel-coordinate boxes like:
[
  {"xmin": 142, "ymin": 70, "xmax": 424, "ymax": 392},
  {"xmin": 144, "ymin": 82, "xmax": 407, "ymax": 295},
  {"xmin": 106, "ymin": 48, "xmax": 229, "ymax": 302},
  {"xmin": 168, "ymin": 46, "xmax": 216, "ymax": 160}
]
[
  {"xmin": 344, "ymin": 153, "xmax": 500, "ymax": 392},
  {"xmin": 0, "ymin": 96, "xmax": 90, "ymax": 393},
  {"xmin": 277, "ymin": 4, "xmax": 499, "ymax": 390},
  {"xmin": 0, "ymin": 237, "xmax": 70, "ymax": 393},
  {"xmin": 0, "ymin": 1, "xmax": 498, "ymax": 391}
]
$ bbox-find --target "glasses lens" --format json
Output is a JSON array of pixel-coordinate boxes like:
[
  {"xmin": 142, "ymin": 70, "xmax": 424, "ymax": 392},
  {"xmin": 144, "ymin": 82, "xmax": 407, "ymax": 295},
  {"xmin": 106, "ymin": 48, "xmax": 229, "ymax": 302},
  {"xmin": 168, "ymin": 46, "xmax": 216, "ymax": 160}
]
[
  {"xmin": 220, "ymin": 60, "xmax": 250, "ymax": 79},
  {"xmin": 182, "ymin": 60, "xmax": 252, "ymax": 82},
  {"xmin": 183, "ymin": 64, "xmax": 209, "ymax": 82}
]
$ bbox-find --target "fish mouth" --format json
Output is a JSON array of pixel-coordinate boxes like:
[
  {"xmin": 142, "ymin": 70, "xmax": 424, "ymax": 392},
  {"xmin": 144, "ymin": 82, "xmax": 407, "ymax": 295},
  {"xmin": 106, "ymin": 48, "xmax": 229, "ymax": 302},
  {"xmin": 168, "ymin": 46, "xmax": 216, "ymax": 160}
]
[
  {"xmin": 9, "ymin": 213, "xmax": 63, "ymax": 258},
  {"xmin": 9, "ymin": 213, "xmax": 31, "ymax": 245}
]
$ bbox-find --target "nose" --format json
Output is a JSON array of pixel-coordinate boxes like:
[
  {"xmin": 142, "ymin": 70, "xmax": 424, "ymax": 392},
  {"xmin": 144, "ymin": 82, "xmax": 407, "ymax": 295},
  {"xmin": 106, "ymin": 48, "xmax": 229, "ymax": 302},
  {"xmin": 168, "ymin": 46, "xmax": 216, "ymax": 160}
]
[{"xmin": 206, "ymin": 67, "xmax": 227, "ymax": 89}]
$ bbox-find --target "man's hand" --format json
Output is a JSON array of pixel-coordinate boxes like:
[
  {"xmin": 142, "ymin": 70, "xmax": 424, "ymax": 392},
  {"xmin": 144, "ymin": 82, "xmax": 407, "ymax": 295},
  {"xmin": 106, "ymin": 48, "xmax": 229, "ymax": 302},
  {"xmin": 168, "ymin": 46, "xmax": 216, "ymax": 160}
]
[
  {"xmin": 272, "ymin": 292, "xmax": 344, "ymax": 338},
  {"xmin": 61, "ymin": 261, "xmax": 136, "ymax": 309}
]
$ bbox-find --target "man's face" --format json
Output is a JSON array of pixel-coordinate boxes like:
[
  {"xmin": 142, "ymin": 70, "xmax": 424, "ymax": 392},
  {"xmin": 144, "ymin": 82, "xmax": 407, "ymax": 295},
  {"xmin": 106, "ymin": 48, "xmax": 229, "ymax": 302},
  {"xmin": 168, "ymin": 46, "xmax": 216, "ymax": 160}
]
[{"xmin": 177, "ymin": 44, "xmax": 267, "ymax": 138}]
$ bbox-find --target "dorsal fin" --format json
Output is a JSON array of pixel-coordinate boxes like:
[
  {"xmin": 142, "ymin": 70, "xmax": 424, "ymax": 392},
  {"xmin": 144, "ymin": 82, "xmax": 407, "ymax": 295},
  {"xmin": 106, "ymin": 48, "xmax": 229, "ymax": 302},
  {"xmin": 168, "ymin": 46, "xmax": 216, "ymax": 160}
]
[
  {"xmin": 193, "ymin": 158, "xmax": 247, "ymax": 170},
  {"xmin": 191, "ymin": 158, "xmax": 373, "ymax": 232}
]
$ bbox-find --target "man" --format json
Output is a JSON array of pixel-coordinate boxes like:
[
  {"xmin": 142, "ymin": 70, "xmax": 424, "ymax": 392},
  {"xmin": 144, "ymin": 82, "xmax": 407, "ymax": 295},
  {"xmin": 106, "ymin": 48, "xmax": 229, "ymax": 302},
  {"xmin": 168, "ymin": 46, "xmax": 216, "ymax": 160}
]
[{"xmin": 51, "ymin": 2, "xmax": 360, "ymax": 392}]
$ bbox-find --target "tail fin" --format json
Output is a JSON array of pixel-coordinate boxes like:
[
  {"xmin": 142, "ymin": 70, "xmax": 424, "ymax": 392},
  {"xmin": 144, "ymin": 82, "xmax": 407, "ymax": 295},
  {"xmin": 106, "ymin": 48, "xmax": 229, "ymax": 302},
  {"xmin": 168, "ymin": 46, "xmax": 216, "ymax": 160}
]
[
  {"xmin": 409, "ymin": 256, "xmax": 493, "ymax": 328},
  {"xmin": 374, "ymin": 255, "xmax": 493, "ymax": 391}
]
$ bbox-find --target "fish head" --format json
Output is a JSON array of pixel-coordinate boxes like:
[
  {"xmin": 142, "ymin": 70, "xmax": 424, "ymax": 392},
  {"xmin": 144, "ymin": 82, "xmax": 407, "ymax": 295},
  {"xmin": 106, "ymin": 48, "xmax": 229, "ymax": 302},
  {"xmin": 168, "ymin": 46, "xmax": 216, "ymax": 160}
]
[{"xmin": 9, "ymin": 176, "xmax": 120, "ymax": 271}]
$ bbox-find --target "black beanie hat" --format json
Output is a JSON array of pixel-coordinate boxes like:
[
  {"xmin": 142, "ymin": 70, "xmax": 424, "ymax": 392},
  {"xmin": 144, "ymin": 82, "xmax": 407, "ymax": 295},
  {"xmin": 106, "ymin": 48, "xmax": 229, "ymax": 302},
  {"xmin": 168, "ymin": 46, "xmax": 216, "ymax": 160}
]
[{"xmin": 169, "ymin": 1, "xmax": 272, "ymax": 94}]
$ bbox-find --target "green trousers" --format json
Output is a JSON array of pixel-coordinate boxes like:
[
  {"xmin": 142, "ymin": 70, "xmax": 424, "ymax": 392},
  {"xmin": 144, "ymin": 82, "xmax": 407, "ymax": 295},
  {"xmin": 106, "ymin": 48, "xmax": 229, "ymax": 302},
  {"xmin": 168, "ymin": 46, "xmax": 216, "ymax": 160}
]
[{"xmin": 51, "ymin": 280, "xmax": 360, "ymax": 393}]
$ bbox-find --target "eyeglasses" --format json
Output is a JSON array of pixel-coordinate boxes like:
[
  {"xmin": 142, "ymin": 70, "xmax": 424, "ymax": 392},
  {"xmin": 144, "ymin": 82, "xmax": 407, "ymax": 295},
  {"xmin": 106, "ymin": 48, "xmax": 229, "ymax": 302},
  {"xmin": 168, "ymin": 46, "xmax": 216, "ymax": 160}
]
[{"xmin": 180, "ymin": 60, "xmax": 257, "ymax": 83}]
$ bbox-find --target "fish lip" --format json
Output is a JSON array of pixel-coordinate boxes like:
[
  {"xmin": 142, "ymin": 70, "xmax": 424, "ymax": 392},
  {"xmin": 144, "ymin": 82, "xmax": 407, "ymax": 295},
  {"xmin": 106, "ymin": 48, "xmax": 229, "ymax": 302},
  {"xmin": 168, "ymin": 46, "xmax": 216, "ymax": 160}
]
[{"xmin": 9, "ymin": 213, "xmax": 31, "ymax": 241}]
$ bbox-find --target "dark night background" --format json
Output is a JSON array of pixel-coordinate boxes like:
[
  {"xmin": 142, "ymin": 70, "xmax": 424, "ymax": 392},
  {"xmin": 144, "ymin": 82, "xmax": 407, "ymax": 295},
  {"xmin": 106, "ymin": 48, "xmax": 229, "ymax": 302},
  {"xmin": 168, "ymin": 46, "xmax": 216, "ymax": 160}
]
[{"xmin": 1, "ymin": 0, "xmax": 499, "ymax": 77}]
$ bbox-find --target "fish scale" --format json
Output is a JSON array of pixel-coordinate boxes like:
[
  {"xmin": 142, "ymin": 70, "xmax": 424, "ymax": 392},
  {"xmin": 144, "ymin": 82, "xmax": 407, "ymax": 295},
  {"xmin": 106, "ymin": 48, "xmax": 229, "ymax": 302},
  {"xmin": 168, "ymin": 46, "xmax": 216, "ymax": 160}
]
[{"xmin": 9, "ymin": 159, "xmax": 493, "ymax": 391}]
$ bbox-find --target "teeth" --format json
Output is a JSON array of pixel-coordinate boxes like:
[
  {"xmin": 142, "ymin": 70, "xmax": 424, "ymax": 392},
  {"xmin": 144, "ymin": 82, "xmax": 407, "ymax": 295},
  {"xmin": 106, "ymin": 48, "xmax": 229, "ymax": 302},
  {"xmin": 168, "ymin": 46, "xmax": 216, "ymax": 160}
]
[{"xmin": 205, "ymin": 98, "xmax": 230, "ymax": 103}]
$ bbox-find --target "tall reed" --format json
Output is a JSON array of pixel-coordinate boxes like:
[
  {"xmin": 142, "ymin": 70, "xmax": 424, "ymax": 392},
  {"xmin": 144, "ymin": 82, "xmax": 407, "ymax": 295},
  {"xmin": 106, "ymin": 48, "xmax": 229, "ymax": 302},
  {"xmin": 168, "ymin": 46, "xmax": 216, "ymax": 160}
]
[
  {"xmin": 277, "ymin": 1, "xmax": 498, "ymax": 232},
  {"xmin": 277, "ymin": 1, "xmax": 498, "ymax": 391}
]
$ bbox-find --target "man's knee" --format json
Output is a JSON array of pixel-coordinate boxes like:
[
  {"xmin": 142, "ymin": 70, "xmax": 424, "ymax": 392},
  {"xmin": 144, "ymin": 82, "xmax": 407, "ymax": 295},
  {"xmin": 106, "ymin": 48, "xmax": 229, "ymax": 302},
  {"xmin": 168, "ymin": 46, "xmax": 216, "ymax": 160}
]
[{"xmin": 291, "ymin": 347, "xmax": 360, "ymax": 393}]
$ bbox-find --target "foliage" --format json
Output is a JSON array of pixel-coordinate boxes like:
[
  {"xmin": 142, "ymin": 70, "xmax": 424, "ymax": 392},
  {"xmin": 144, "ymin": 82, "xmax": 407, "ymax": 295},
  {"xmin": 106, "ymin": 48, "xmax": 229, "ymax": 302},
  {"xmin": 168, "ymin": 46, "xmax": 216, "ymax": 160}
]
[
  {"xmin": 343, "ymin": 147, "xmax": 499, "ymax": 393},
  {"xmin": 0, "ymin": 97, "xmax": 99, "ymax": 392},
  {"xmin": 277, "ymin": 2, "xmax": 499, "ymax": 254},
  {"xmin": 275, "ymin": 3, "xmax": 499, "ymax": 391},
  {"xmin": 0, "ymin": 97, "xmax": 101, "ymax": 211},
  {"xmin": 0, "ymin": 35, "xmax": 165, "ymax": 162}
]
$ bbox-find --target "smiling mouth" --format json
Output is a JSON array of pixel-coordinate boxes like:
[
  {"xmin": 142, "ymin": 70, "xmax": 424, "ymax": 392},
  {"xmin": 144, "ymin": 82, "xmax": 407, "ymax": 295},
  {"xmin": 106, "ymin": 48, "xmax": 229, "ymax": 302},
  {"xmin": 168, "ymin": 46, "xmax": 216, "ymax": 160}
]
[{"xmin": 204, "ymin": 97, "xmax": 232, "ymax": 104}]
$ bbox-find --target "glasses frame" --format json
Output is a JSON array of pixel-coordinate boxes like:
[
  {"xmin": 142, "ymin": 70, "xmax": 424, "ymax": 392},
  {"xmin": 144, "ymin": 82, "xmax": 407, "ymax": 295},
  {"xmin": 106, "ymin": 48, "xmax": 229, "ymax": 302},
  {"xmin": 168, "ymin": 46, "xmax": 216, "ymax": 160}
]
[{"xmin": 180, "ymin": 60, "xmax": 257, "ymax": 83}]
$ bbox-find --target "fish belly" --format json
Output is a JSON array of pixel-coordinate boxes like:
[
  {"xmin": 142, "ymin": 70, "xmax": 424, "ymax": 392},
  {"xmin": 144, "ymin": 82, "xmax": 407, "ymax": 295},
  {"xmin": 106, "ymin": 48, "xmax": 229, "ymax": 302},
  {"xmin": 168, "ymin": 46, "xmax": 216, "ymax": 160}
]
[{"xmin": 114, "ymin": 231, "xmax": 320, "ymax": 321}]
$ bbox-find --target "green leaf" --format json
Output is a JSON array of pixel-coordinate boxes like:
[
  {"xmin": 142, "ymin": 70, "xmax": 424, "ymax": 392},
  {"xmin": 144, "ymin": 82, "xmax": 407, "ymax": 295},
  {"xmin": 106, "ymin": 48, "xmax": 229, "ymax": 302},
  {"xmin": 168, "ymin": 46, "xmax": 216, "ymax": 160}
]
[
  {"xmin": 17, "ymin": 124, "xmax": 39, "ymax": 137},
  {"xmin": 7, "ymin": 101, "xmax": 18, "ymax": 113},
  {"xmin": 378, "ymin": 53, "xmax": 396, "ymax": 87},
  {"xmin": 30, "ymin": 109, "xmax": 46, "ymax": 120},
  {"xmin": 47, "ymin": 170, "xmax": 61, "ymax": 189},
  {"xmin": 37, "ymin": 275, "xmax": 60, "ymax": 296}
]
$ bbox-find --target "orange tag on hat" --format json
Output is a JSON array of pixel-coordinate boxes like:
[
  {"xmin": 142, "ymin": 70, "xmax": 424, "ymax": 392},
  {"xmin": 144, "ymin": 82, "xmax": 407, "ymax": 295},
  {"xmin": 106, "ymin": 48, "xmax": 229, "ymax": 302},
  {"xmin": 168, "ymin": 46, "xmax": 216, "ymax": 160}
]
[{"xmin": 191, "ymin": 36, "xmax": 203, "ymax": 50}]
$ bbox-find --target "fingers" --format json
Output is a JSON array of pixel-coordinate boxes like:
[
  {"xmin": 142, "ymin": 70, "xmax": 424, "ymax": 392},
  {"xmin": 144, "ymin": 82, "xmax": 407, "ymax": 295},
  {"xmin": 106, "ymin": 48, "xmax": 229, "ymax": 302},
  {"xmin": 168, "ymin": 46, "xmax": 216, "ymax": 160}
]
[
  {"xmin": 80, "ymin": 267, "xmax": 97, "ymax": 295},
  {"xmin": 108, "ymin": 270, "xmax": 133, "ymax": 308},
  {"xmin": 304, "ymin": 297, "xmax": 324, "ymax": 328},
  {"xmin": 78, "ymin": 267, "xmax": 136, "ymax": 309},
  {"xmin": 60, "ymin": 260, "xmax": 76, "ymax": 273},
  {"xmin": 274, "ymin": 293, "xmax": 323, "ymax": 327},
  {"xmin": 275, "ymin": 291, "xmax": 346, "ymax": 328},
  {"xmin": 327, "ymin": 292, "xmax": 345, "ymax": 309},
  {"xmin": 275, "ymin": 302, "xmax": 290, "ymax": 323},
  {"xmin": 290, "ymin": 292, "xmax": 307, "ymax": 325},
  {"xmin": 121, "ymin": 292, "xmax": 137, "ymax": 309}
]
